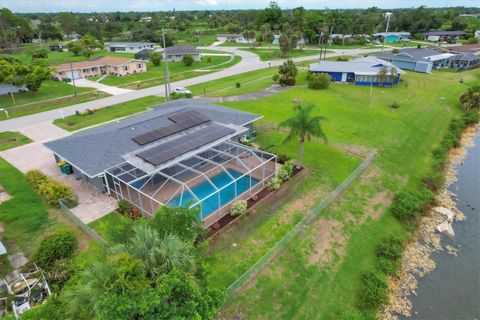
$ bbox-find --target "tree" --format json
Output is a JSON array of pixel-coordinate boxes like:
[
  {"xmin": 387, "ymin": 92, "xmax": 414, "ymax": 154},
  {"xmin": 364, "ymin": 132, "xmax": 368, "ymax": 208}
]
[
  {"xmin": 77, "ymin": 33, "xmax": 103, "ymax": 58},
  {"xmin": 242, "ymin": 30, "xmax": 256, "ymax": 48},
  {"xmin": 280, "ymin": 103, "xmax": 328, "ymax": 166},
  {"xmin": 459, "ymin": 86, "xmax": 480, "ymax": 110},
  {"xmin": 278, "ymin": 59, "xmax": 298, "ymax": 86},
  {"xmin": 151, "ymin": 205, "xmax": 204, "ymax": 242},
  {"xmin": 17, "ymin": 64, "xmax": 51, "ymax": 93},
  {"xmin": 377, "ymin": 65, "xmax": 397, "ymax": 87},
  {"xmin": 259, "ymin": 23, "xmax": 271, "ymax": 42},
  {"xmin": 56, "ymin": 12, "xmax": 79, "ymax": 38},
  {"xmin": 279, "ymin": 35, "xmax": 290, "ymax": 58},
  {"xmin": 182, "ymin": 54, "xmax": 194, "ymax": 66},
  {"xmin": 149, "ymin": 51, "xmax": 162, "ymax": 66},
  {"xmin": 264, "ymin": 31, "xmax": 275, "ymax": 48},
  {"xmin": 308, "ymin": 73, "xmax": 331, "ymax": 89},
  {"xmin": 37, "ymin": 22, "xmax": 63, "ymax": 41},
  {"xmin": 258, "ymin": 1, "xmax": 282, "ymax": 28}
]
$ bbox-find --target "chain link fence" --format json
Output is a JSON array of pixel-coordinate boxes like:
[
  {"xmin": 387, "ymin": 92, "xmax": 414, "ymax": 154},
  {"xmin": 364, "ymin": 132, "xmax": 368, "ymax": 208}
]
[
  {"xmin": 226, "ymin": 151, "xmax": 377, "ymax": 295},
  {"xmin": 58, "ymin": 197, "xmax": 107, "ymax": 245}
]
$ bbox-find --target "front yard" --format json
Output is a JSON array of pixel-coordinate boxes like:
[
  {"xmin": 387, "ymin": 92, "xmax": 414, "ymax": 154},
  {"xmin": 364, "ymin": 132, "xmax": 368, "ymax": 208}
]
[{"xmin": 0, "ymin": 132, "xmax": 32, "ymax": 151}]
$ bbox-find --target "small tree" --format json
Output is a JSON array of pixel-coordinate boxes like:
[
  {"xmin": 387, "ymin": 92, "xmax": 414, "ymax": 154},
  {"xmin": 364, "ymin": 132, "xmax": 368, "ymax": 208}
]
[
  {"xmin": 149, "ymin": 52, "xmax": 162, "ymax": 66},
  {"xmin": 279, "ymin": 35, "xmax": 290, "ymax": 58},
  {"xmin": 308, "ymin": 73, "xmax": 331, "ymax": 90},
  {"xmin": 264, "ymin": 31, "xmax": 275, "ymax": 48},
  {"xmin": 280, "ymin": 103, "xmax": 328, "ymax": 166},
  {"xmin": 242, "ymin": 30, "xmax": 256, "ymax": 48},
  {"xmin": 278, "ymin": 59, "xmax": 297, "ymax": 86},
  {"xmin": 182, "ymin": 54, "xmax": 194, "ymax": 66}
]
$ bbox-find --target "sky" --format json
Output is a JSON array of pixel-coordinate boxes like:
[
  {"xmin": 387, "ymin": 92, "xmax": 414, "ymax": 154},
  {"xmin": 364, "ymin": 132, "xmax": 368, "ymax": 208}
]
[{"xmin": 1, "ymin": 0, "xmax": 479, "ymax": 13}]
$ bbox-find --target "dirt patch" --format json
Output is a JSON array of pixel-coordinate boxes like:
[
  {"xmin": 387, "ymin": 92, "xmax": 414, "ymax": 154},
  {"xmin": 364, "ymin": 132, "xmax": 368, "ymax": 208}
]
[
  {"xmin": 0, "ymin": 185, "xmax": 11, "ymax": 204},
  {"xmin": 337, "ymin": 144, "xmax": 371, "ymax": 158},
  {"xmin": 306, "ymin": 218, "xmax": 346, "ymax": 266},
  {"xmin": 364, "ymin": 190, "xmax": 394, "ymax": 221}
]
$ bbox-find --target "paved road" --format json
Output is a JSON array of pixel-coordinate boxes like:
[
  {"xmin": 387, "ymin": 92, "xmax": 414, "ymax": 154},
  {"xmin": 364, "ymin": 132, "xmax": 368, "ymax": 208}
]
[{"xmin": 0, "ymin": 47, "xmax": 379, "ymax": 132}]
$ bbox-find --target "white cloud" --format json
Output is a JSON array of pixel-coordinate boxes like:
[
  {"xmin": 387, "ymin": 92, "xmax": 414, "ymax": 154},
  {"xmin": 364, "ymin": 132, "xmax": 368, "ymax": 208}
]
[{"xmin": 196, "ymin": 0, "xmax": 219, "ymax": 6}]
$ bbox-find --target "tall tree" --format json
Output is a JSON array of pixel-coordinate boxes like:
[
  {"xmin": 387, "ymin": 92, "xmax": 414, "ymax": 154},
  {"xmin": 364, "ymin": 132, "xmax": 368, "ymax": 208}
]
[
  {"xmin": 280, "ymin": 103, "xmax": 328, "ymax": 166},
  {"xmin": 55, "ymin": 12, "xmax": 79, "ymax": 38}
]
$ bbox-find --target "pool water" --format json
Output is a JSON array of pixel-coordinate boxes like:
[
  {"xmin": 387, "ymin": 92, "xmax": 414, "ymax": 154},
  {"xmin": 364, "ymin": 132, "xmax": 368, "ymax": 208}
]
[{"xmin": 168, "ymin": 168, "xmax": 259, "ymax": 218}]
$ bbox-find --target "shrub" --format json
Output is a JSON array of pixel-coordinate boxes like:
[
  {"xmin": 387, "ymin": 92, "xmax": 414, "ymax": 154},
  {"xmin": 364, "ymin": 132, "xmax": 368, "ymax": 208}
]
[
  {"xmin": 375, "ymin": 235, "xmax": 405, "ymax": 275},
  {"xmin": 182, "ymin": 54, "xmax": 194, "ymax": 66},
  {"xmin": 117, "ymin": 199, "xmax": 131, "ymax": 215},
  {"xmin": 26, "ymin": 170, "xmax": 75, "ymax": 207},
  {"xmin": 44, "ymin": 258, "xmax": 73, "ymax": 289},
  {"xmin": 235, "ymin": 82, "xmax": 241, "ymax": 88},
  {"xmin": 308, "ymin": 73, "xmax": 331, "ymax": 90},
  {"xmin": 229, "ymin": 199, "xmax": 248, "ymax": 216},
  {"xmin": 336, "ymin": 56, "xmax": 349, "ymax": 61},
  {"xmin": 32, "ymin": 49, "xmax": 48, "ymax": 59},
  {"xmin": 149, "ymin": 52, "xmax": 162, "ymax": 66},
  {"xmin": 390, "ymin": 101, "xmax": 400, "ymax": 109},
  {"xmin": 391, "ymin": 189, "xmax": 434, "ymax": 224},
  {"xmin": 206, "ymin": 56, "xmax": 212, "ymax": 63},
  {"xmin": 422, "ymin": 170, "xmax": 445, "ymax": 191},
  {"xmin": 463, "ymin": 110, "xmax": 480, "ymax": 125},
  {"xmin": 278, "ymin": 159, "xmax": 295, "ymax": 181},
  {"xmin": 33, "ymin": 231, "xmax": 77, "ymax": 268},
  {"xmin": 170, "ymin": 91, "xmax": 193, "ymax": 100},
  {"xmin": 391, "ymin": 48, "xmax": 400, "ymax": 54},
  {"xmin": 359, "ymin": 271, "xmax": 388, "ymax": 311},
  {"xmin": 272, "ymin": 74, "xmax": 279, "ymax": 82},
  {"xmin": 267, "ymin": 176, "xmax": 282, "ymax": 191}
]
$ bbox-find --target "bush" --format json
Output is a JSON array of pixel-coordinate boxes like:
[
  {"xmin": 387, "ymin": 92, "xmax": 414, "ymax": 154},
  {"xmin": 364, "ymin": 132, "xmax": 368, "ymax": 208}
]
[
  {"xmin": 308, "ymin": 73, "xmax": 331, "ymax": 90},
  {"xmin": 44, "ymin": 258, "xmax": 73, "ymax": 289},
  {"xmin": 390, "ymin": 101, "xmax": 400, "ymax": 109},
  {"xmin": 229, "ymin": 199, "xmax": 248, "ymax": 216},
  {"xmin": 267, "ymin": 176, "xmax": 282, "ymax": 191},
  {"xmin": 391, "ymin": 48, "xmax": 400, "ymax": 54},
  {"xmin": 32, "ymin": 49, "xmax": 48, "ymax": 59},
  {"xmin": 422, "ymin": 170, "xmax": 445, "ymax": 191},
  {"xmin": 149, "ymin": 52, "xmax": 162, "ymax": 66},
  {"xmin": 391, "ymin": 189, "xmax": 434, "ymax": 224},
  {"xmin": 463, "ymin": 110, "xmax": 480, "ymax": 125},
  {"xmin": 272, "ymin": 74, "xmax": 279, "ymax": 82},
  {"xmin": 359, "ymin": 271, "xmax": 388, "ymax": 311},
  {"xmin": 182, "ymin": 54, "xmax": 194, "ymax": 66},
  {"xmin": 206, "ymin": 56, "xmax": 212, "ymax": 63},
  {"xmin": 33, "ymin": 231, "xmax": 77, "ymax": 268},
  {"xmin": 375, "ymin": 235, "xmax": 405, "ymax": 275},
  {"xmin": 336, "ymin": 56, "xmax": 349, "ymax": 61},
  {"xmin": 117, "ymin": 199, "xmax": 131, "ymax": 215},
  {"xmin": 26, "ymin": 170, "xmax": 75, "ymax": 207},
  {"xmin": 170, "ymin": 91, "xmax": 193, "ymax": 100},
  {"xmin": 278, "ymin": 159, "xmax": 295, "ymax": 181},
  {"xmin": 235, "ymin": 82, "xmax": 241, "ymax": 88}
]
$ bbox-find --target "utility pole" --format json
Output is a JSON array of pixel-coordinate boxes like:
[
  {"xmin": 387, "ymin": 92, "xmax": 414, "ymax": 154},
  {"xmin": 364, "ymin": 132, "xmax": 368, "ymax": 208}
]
[
  {"xmin": 162, "ymin": 28, "xmax": 171, "ymax": 101},
  {"xmin": 381, "ymin": 12, "xmax": 392, "ymax": 54},
  {"xmin": 70, "ymin": 63, "xmax": 77, "ymax": 97}
]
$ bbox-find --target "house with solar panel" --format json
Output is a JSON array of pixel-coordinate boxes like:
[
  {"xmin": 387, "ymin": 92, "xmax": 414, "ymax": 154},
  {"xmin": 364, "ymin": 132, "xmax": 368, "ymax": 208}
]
[{"xmin": 45, "ymin": 100, "xmax": 277, "ymax": 227}]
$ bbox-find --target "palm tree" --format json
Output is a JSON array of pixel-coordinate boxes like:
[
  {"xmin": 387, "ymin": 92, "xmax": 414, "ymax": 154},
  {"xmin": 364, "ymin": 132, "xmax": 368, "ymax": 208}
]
[
  {"xmin": 278, "ymin": 59, "xmax": 298, "ymax": 86},
  {"xmin": 280, "ymin": 103, "xmax": 328, "ymax": 166}
]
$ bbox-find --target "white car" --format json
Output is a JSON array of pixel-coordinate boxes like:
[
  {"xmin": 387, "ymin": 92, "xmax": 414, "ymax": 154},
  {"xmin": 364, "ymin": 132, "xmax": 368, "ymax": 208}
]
[{"xmin": 172, "ymin": 87, "xmax": 192, "ymax": 95}]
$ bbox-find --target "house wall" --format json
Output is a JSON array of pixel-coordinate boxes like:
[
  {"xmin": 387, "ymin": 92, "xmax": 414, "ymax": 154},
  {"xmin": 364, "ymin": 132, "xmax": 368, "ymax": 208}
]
[
  {"xmin": 354, "ymin": 74, "xmax": 400, "ymax": 87},
  {"xmin": 312, "ymin": 71, "xmax": 355, "ymax": 83},
  {"xmin": 385, "ymin": 35, "xmax": 400, "ymax": 43},
  {"xmin": 107, "ymin": 61, "xmax": 147, "ymax": 76},
  {"xmin": 109, "ymin": 44, "xmax": 154, "ymax": 53},
  {"xmin": 55, "ymin": 61, "xmax": 147, "ymax": 80},
  {"xmin": 164, "ymin": 53, "xmax": 201, "ymax": 62}
]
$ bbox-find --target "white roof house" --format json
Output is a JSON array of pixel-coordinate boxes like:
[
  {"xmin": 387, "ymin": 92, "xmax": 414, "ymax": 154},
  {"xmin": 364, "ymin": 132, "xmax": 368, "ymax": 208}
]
[{"xmin": 310, "ymin": 56, "xmax": 405, "ymax": 76}]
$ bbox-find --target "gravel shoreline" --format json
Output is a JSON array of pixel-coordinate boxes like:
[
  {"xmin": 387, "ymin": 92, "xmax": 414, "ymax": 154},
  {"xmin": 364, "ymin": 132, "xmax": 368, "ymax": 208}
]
[{"xmin": 379, "ymin": 124, "xmax": 479, "ymax": 320}]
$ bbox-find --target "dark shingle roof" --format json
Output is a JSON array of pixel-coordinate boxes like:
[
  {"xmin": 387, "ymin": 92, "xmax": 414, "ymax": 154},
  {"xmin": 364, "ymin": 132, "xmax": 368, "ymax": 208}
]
[
  {"xmin": 44, "ymin": 99, "xmax": 261, "ymax": 177},
  {"xmin": 423, "ymin": 31, "xmax": 466, "ymax": 36},
  {"xmin": 376, "ymin": 48, "xmax": 445, "ymax": 63},
  {"xmin": 164, "ymin": 45, "xmax": 200, "ymax": 55}
]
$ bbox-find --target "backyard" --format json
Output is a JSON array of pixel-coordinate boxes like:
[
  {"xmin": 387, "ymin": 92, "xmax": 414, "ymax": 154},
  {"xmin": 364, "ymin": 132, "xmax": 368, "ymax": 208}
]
[{"xmin": 201, "ymin": 69, "xmax": 480, "ymax": 318}]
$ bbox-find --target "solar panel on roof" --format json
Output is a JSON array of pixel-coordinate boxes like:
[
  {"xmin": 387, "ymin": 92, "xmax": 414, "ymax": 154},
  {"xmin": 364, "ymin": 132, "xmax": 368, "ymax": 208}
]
[
  {"xmin": 133, "ymin": 110, "xmax": 211, "ymax": 146},
  {"xmin": 136, "ymin": 124, "xmax": 235, "ymax": 166}
]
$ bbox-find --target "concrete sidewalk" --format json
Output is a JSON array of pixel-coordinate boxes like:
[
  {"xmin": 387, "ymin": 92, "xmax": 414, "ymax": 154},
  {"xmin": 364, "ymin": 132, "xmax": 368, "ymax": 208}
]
[{"xmin": 73, "ymin": 78, "xmax": 134, "ymax": 96}]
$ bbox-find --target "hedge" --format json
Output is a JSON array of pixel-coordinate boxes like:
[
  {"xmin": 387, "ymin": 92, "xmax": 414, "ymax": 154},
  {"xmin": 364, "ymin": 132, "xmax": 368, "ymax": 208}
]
[{"xmin": 26, "ymin": 170, "xmax": 76, "ymax": 208}]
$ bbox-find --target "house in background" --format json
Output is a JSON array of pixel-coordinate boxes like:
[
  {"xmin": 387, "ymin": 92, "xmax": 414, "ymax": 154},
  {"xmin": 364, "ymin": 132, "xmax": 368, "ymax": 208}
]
[
  {"xmin": 376, "ymin": 48, "xmax": 455, "ymax": 73},
  {"xmin": 162, "ymin": 46, "xmax": 201, "ymax": 62},
  {"xmin": 216, "ymin": 34, "xmax": 241, "ymax": 42},
  {"xmin": 442, "ymin": 44, "xmax": 480, "ymax": 56},
  {"xmin": 309, "ymin": 56, "xmax": 404, "ymax": 87},
  {"xmin": 139, "ymin": 16, "xmax": 152, "ymax": 23},
  {"xmin": 53, "ymin": 56, "xmax": 147, "ymax": 80},
  {"xmin": 107, "ymin": 42, "xmax": 156, "ymax": 54},
  {"xmin": 272, "ymin": 34, "xmax": 281, "ymax": 45},
  {"xmin": 423, "ymin": 31, "xmax": 466, "ymax": 43},
  {"xmin": 44, "ymin": 99, "xmax": 276, "ymax": 227},
  {"xmin": 134, "ymin": 48, "xmax": 155, "ymax": 60},
  {"xmin": 372, "ymin": 32, "xmax": 411, "ymax": 43},
  {"xmin": 0, "ymin": 84, "xmax": 28, "ymax": 96},
  {"xmin": 235, "ymin": 35, "xmax": 256, "ymax": 44}
]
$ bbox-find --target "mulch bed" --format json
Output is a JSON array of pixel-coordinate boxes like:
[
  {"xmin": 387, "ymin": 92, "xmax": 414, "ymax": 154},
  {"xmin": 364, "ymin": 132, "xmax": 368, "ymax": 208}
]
[{"xmin": 206, "ymin": 165, "xmax": 304, "ymax": 239}]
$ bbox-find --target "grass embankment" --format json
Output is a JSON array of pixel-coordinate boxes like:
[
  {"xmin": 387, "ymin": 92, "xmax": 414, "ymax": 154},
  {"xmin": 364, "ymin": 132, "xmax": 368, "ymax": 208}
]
[
  {"xmin": 0, "ymin": 132, "xmax": 32, "ymax": 151},
  {"xmin": 188, "ymin": 65, "xmax": 309, "ymax": 97},
  {"xmin": 53, "ymin": 96, "xmax": 165, "ymax": 131},
  {"xmin": 0, "ymin": 158, "xmax": 94, "ymax": 276},
  {"xmin": 98, "ymin": 55, "xmax": 236, "ymax": 88},
  {"xmin": 210, "ymin": 69, "xmax": 480, "ymax": 318},
  {"xmin": 241, "ymin": 48, "xmax": 323, "ymax": 61}
]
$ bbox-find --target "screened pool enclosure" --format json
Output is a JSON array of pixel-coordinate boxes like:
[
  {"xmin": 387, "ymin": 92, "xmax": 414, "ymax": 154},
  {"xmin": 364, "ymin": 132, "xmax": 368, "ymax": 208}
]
[{"xmin": 104, "ymin": 141, "xmax": 276, "ymax": 227}]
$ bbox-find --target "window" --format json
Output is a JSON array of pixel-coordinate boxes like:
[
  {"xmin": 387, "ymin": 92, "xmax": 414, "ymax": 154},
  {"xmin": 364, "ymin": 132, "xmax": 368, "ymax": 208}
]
[
  {"xmin": 91, "ymin": 67, "xmax": 96, "ymax": 71},
  {"xmin": 82, "ymin": 68, "xmax": 88, "ymax": 73},
  {"xmin": 124, "ymin": 65, "xmax": 129, "ymax": 71},
  {"xmin": 115, "ymin": 47, "xmax": 126, "ymax": 51},
  {"xmin": 137, "ymin": 64, "xmax": 142, "ymax": 69},
  {"xmin": 130, "ymin": 47, "xmax": 134, "ymax": 50}
]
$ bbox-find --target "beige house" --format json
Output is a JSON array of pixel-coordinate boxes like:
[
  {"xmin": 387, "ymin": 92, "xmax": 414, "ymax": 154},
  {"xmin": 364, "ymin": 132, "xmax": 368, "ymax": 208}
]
[{"xmin": 54, "ymin": 56, "xmax": 147, "ymax": 80}]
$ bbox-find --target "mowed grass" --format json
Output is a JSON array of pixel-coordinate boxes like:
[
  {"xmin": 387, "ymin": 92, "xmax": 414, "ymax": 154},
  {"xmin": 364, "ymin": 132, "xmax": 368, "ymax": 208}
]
[
  {"xmin": 0, "ymin": 132, "xmax": 32, "ymax": 151},
  {"xmin": 213, "ymin": 69, "xmax": 480, "ymax": 318},
  {"xmin": 99, "ymin": 55, "xmax": 235, "ymax": 87},
  {"xmin": 53, "ymin": 96, "xmax": 165, "ymax": 131},
  {"xmin": 10, "ymin": 50, "xmax": 134, "ymax": 65},
  {"xmin": 241, "ymin": 48, "xmax": 323, "ymax": 61}
]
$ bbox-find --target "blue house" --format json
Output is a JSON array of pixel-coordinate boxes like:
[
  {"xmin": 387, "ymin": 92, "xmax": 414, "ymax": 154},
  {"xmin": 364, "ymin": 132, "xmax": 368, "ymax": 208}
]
[
  {"xmin": 309, "ymin": 56, "xmax": 405, "ymax": 87},
  {"xmin": 373, "ymin": 32, "xmax": 411, "ymax": 43},
  {"xmin": 376, "ymin": 48, "xmax": 454, "ymax": 73}
]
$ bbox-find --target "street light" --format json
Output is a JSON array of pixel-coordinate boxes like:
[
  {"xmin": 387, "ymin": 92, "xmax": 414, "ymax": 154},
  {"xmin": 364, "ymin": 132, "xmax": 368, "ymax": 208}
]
[{"xmin": 381, "ymin": 12, "xmax": 392, "ymax": 54}]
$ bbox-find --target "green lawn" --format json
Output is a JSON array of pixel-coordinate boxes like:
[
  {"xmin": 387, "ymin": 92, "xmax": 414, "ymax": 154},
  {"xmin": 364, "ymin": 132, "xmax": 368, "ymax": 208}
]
[
  {"xmin": 241, "ymin": 48, "xmax": 323, "ymax": 61},
  {"xmin": 99, "ymin": 55, "xmax": 235, "ymax": 88},
  {"xmin": 53, "ymin": 96, "xmax": 165, "ymax": 131},
  {"xmin": 187, "ymin": 65, "xmax": 309, "ymax": 97},
  {"xmin": 0, "ymin": 131, "xmax": 32, "ymax": 151},
  {"xmin": 210, "ymin": 69, "xmax": 480, "ymax": 318},
  {"xmin": 88, "ymin": 211, "xmax": 132, "ymax": 244}
]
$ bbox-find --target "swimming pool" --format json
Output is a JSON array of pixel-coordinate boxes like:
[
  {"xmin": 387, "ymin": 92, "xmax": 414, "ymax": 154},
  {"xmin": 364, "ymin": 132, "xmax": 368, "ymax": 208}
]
[{"xmin": 168, "ymin": 168, "xmax": 259, "ymax": 219}]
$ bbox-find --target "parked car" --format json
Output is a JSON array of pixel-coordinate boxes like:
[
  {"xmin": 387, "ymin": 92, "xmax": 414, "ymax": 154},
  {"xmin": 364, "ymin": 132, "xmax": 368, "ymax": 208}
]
[{"xmin": 172, "ymin": 87, "xmax": 192, "ymax": 95}]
